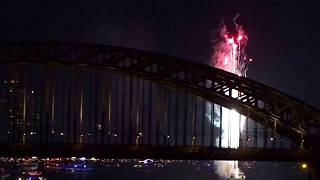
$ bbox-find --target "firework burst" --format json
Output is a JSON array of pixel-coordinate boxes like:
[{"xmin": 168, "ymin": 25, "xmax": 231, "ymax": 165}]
[{"xmin": 211, "ymin": 15, "xmax": 252, "ymax": 77}]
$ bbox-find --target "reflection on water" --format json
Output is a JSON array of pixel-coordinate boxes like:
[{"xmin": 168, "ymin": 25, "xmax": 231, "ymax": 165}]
[{"xmin": 0, "ymin": 157, "xmax": 307, "ymax": 180}]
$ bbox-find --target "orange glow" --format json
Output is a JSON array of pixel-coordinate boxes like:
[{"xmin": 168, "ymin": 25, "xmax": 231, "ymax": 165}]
[{"xmin": 301, "ymin": 163, "xmax": 308, "ymax": 169}]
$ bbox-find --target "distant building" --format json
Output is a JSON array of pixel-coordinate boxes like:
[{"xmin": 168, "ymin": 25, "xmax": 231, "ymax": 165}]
[
  {"xmin": 0, "ymin": 79, "xmax": 40, "ymax": 143},
  {"xmin": 0, "ymin": 81, "xmax": 8, "ymax": 141}
]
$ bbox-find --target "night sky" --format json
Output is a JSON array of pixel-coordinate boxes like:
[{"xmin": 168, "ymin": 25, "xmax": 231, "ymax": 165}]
[{"xmin": 1, "ymin": 0, "xmax": 319, "ymax": 108}]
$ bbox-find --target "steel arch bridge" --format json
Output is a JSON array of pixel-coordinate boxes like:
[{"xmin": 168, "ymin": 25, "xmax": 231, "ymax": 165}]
[{"xmin": 0, "ymin": 42, "xmax": 320, "ymax": 161}]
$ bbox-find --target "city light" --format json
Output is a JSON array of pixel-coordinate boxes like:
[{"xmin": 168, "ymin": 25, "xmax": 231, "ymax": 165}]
[{"xmin": 301, "ymin": 163, "xmax": 308, "ymax": 169}]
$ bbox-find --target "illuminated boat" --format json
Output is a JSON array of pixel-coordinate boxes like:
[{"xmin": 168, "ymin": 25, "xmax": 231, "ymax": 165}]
[
  {"xmin": 43, "ymin": 160, "xmax": 63, "ymax": 172},
  {"xmin": 26, "ymin": 170, "xmax": 46, "ymax": 180},
  {"xmin": 134, "ymin": 159, "xmax": 159, "ymax": 172},
  {"xmin": 63, "ymin": 163, "xmax": 94, "ymax": 174},
  {"xmin": 20, "ymin": 161, "xmax": 39, "ymax": 172}
]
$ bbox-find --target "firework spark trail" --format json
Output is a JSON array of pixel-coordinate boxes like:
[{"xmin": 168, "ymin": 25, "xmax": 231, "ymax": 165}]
[
  {"xmin": 210, "ymin": 15, "xmax": 252, "ymax": 179},
  {"xmin": 211, "ymin": 14, "xmax": 251, "ymax": 77}
]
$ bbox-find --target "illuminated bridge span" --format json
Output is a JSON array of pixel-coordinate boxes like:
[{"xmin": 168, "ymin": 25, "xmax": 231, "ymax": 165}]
[{"xmin": 0, "ymin": 42, "xmax": 320, "ymax": 161}]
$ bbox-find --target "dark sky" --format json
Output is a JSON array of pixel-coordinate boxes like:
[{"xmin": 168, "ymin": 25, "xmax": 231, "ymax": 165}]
[{"xmin": 1, "ymin": 0, "xmax": 320, "ymax": 108}]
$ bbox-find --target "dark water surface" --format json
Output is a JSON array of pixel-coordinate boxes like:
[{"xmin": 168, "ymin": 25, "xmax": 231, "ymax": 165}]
[{"xmin": 0, "ymin": 158, "xmax": 308, "ymax": 180}]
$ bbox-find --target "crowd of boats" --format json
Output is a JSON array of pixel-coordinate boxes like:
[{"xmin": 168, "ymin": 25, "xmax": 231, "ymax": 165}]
[{"xmin": 0, "ymin": 157, "xmax": 178, "ymax": 180}]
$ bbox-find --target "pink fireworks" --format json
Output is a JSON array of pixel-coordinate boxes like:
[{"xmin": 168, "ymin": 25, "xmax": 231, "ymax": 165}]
[{"xmin": 211, "ymin": 15, "xmax": 251, "ymax": 77}]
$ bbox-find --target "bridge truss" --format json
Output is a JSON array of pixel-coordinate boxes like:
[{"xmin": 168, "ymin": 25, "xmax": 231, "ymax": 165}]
[{"xmin": 0, "ymin": 42, "xmax": 319, "ymax": 159}]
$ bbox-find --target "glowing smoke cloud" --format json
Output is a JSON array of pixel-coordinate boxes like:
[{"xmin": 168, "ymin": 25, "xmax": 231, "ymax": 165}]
[{"xmin": 210, "ymin": 15, "xmax": 251, "ymax": 179}]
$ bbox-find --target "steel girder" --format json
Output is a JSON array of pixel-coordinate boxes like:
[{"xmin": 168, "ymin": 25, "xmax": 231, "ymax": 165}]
[{"xmin": 0, "ymin": 42, "xmax": 319, "ymax": 148}]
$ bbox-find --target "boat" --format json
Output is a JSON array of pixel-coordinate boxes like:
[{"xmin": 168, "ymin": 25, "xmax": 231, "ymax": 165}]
[
  {"xmin": 43, "ymin": 159, "xmax": 63, "ymax": 173},
  {"xmin": 63, "ymin": 163, "xmax": 94, "ymax": 174}
]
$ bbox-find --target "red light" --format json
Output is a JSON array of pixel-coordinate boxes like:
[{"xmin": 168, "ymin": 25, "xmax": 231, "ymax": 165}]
[
  {"xmin": 27, "ymin": 171, "xmax": 42, "ymax": 176},
  {"xmin": 237, "ymin": 35, "xmax": 243, "ymax": 41}
]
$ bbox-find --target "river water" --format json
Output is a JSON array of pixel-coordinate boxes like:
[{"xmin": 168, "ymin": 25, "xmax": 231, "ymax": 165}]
[{"xmin": 0, "ymin": 158, "xmax": 308, "ymax": 180}]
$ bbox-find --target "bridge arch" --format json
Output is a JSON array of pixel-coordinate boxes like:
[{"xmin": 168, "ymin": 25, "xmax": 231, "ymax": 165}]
[{"xmin": 0, "ymin": 42, "xmax": 319, "ymax": 153}]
